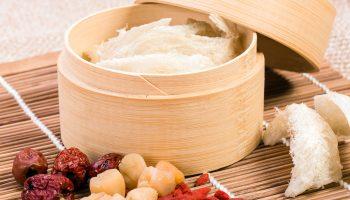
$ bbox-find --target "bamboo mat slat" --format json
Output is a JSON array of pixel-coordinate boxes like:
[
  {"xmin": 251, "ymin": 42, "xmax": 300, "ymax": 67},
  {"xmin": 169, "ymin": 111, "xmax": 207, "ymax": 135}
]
[{"xmin": 1, "ymin": 53, "xmax": 350, "ymax": 199}]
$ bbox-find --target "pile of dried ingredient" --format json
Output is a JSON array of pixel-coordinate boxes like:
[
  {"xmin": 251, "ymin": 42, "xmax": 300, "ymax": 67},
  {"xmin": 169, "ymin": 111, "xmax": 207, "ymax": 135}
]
[
  {"xmin": 263, "ymin": 103, "xmax": 342, "ymax": 197},
  {"xmin": 13, "ymin": 147, "xmax": 243, "ymax": 200},
  {"xmin": 263, "ymin": 91, "xmax": 350, "ymax": 197},
  {"xmin": 85, "ymin": 14, "xmax": 241, "ymax": 75}
]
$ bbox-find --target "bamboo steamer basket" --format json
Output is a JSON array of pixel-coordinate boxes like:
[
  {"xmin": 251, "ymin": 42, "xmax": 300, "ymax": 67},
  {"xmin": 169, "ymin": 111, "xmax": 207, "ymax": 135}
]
[
  {"xmin": 58, "ymin": 3, "xmax": 263, "ymax": 175},
  {"xmin": 58, "ymin": 1, "xmax": 335, "ymax": 175}
]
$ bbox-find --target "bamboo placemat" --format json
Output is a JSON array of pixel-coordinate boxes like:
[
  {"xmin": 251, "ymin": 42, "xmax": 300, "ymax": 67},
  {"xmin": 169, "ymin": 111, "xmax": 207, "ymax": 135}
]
[{"xmin": 0, "ymin": 53, "xmax": 350, "ymax": 199}]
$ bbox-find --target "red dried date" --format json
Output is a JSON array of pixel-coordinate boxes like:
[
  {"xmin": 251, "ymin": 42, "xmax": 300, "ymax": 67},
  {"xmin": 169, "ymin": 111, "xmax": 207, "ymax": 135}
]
[
  {"xmin": 22, "ymin": 174, "xmax": 74, "ymax": 200},
  {"xmin": 89, "ymin": 153, "xmax": 123, "ymax": 177},
  {"xmin": 52, "ymin": 147, "xmax": 90, "ymax": 189},
  {"xmin": 12, "ymin": 148, "xmax": 48, "ymax": 185}
]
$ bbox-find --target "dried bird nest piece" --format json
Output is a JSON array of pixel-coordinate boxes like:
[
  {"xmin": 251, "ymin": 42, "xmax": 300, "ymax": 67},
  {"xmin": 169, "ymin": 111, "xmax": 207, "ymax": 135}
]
[
  {"xmin": 263, "ymin": 103, "xmax": 342, "ymax": 197},
  {"xmin": 314, "ymin": 92, "xmax": 350, "ymax": 139},
  {"xmin": 84, "ymin": 14, "xmax": 241, "ymax": 75},
  {"xmin": 262, "ymin": 107, "xmax": 288, "ymax": 146}
]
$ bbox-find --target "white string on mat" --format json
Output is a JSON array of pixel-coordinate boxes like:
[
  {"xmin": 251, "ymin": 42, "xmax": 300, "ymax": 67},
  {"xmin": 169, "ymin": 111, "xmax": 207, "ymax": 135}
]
[
  {"xmin": 208, "ymin": 173, "xmax": 235, "ymax": 198},
  {"xmin": 302, "ymin": 73, "xmax": 331, "ymax": 93},
  {"xmin": 0, "ymin": 76, "xmax": 65, "ymax": 151}
]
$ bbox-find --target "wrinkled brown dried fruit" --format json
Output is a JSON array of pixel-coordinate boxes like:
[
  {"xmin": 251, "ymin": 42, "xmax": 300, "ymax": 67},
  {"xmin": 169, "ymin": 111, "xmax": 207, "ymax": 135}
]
[
  {"xmin": 89, "ymin": 153, "xmax": 124, "ymax": 177},
  {"xmin": 12, "ymin": 148, "xmax": 48, "ymax": 185},
  {"xmin": 52, "ymin": 147, "xmax": 90, "ymax": 189},
  {"xmin": 21, "ymin": 174, "xmax": 74, "ymax": 200}
]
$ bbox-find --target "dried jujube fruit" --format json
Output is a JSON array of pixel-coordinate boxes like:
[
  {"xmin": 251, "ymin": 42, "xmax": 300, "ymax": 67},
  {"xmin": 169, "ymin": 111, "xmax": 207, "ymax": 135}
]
[
  {"xmin": 12, "ymin": 148, "xmax": 48, "ymax": 185},
  {"xmin": 21, "ymin": 174, "xmax": 74, "ymax": 200},
  {"xmin": 89, "ymin": 153, "xmax": 124, "ymax": 177},
  {"xmin": 52, "ymin": 147, "xmax": 90, "ymax": 189}
]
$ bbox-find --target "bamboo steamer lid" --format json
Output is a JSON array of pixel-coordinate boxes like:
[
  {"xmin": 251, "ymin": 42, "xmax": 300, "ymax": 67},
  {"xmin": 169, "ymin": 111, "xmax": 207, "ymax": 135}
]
[{"xmin": 136, "ymin": 0, "xmax": 336, "ymax": 72}]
